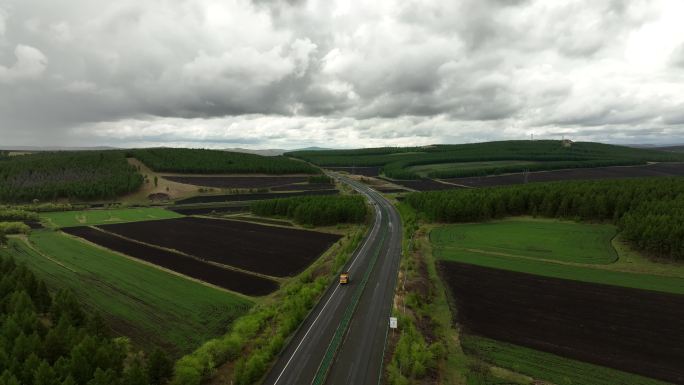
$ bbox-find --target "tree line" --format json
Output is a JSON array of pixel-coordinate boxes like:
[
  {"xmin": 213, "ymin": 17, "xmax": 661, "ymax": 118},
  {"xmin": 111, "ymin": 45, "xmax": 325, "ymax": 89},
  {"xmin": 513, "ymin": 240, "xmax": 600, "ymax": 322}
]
[
  {"xmin": 405, "ymin": 177, "xmax": 684, "ymax": 261},
  {"xmin": 288, "ymin": 140, "xmax": 684, "ymax": 180},
  {"xmin": 250, "ymin": 195, "xmax": 367, "ymax": 226},
  {"xmin": 128, "ymin": 148, "xmax": 320, "ymax": 175},
  {"xmin": 0, "ymin": 152, "xmax": 143, "ymax": 203},
  {"xmin": 0, "ymin": 251, "xmax": 173, "ymax": 385},
  {"xmin": 426, "ymin": 159, "xmax": 644, "ymax": 179}
]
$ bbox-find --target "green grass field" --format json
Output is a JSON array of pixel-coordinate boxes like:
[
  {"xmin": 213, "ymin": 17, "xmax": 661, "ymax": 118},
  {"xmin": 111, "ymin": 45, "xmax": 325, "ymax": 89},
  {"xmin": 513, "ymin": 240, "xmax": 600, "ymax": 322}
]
[
  {"xmin": 41, "ymin": 207, "xmax": 182, "ymax": 228},
  {"xmin": 462, "ymin": 335, "xmax": 668, "ymax": 385},
  {"xmin": 431, "ymin": 220, "xmax": 617, "ymax": 264},
  {"xmin": 2, "ymin": 231, "xmax": 251, "ymax": 355},
  {"xmin": 431, "ymin": 219, "xmax": 684, "ymax": 295},
  {"xmin": 408, "ymin": 160, "xmax": 538, "ymax": 177}
]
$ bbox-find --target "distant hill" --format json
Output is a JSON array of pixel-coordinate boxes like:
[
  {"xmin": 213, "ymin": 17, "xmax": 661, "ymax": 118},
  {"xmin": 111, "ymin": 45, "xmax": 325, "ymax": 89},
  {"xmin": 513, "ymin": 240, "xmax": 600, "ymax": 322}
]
[
  {"xmin": 288, "ymin": 140, "xmax": 684, "ymax": 179},
  {"xmin": 223, "ymin": 148, "xmax": 287, "ymax": 156},
  {"xmin": 0, "ymin": 145, "xmax": 117, "ymax": 152},
  {"xmin": 654, "ymin": 145, "xmax": 684, "ymax": 153}
]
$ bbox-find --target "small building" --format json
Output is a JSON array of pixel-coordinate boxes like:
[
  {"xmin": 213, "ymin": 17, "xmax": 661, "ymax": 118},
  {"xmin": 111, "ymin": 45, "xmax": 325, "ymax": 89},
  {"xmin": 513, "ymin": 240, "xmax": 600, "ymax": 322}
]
[{"xmin": 561, "ymin": 139, "xmax": 573, "ymax": 148}]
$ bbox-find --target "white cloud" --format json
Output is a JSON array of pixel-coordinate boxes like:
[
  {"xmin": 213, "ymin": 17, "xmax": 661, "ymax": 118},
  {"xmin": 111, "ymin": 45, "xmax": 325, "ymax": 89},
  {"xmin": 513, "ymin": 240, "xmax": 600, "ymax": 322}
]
[
  {"xmin": 0, "ymin": 44, "xmax": 48, "ymax": 83},
  {"xmin": 0, "ymin": 0, "xmax": 683, "ymax": 147}
]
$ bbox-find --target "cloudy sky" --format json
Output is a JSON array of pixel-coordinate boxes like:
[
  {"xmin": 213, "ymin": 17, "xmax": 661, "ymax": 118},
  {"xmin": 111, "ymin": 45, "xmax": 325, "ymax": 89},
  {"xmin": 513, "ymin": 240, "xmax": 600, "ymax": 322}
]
[{"xmin": 1, "ymin": 0, "xmax": 684, "ymax": 149}]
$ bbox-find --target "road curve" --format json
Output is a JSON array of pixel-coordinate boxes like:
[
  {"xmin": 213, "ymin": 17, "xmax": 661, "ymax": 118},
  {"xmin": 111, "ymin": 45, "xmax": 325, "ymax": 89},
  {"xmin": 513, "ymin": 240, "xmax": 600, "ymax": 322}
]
[{"xmin": 262, "ymin": 174, "xmax": 403, "ymax": 385}]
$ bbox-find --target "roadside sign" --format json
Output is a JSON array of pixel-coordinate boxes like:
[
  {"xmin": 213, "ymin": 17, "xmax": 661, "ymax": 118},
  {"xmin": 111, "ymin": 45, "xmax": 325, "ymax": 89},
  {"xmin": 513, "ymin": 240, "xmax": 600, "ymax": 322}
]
[{"xmin": 389, "ymin": 317, "xmax": 397, "ymax": 329}]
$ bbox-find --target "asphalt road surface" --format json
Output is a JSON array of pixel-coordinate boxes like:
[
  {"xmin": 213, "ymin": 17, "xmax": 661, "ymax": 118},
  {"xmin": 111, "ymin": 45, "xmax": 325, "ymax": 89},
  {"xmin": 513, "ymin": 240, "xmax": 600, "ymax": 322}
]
[{"xmin": 262, "ymin": 174, "xmax": 403, "ymax": 385}]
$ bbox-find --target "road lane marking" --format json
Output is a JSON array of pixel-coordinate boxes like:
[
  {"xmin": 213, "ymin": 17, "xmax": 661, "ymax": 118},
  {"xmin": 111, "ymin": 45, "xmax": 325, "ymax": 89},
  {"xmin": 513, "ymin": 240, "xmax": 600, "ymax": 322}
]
[{"xmin": 272, "ymin": 189, "xmax": 384, "ymax": 385}]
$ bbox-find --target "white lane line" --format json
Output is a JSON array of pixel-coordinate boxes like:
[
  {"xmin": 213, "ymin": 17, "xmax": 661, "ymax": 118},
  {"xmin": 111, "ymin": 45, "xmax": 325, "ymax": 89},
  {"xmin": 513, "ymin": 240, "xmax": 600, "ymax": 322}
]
[
  {"xmin": 273, "ymin": 285, "xmax": 340, "ymax": 385},
  {"xmin": 272, "ymin": 185, "xmax": 384, "ymax": 385}
]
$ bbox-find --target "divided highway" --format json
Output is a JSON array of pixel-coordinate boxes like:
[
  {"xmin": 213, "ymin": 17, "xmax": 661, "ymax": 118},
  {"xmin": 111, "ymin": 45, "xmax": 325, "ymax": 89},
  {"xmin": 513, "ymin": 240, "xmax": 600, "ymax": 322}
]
[{"xmin": 262, "ymin": 174, "xmax": 403, "ymax": 385}]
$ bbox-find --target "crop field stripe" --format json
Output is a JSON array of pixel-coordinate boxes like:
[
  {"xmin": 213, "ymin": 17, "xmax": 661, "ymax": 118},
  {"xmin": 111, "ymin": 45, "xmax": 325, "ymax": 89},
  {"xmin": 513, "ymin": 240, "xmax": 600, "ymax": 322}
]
[
  {"xmin": 462, "ymin": 335, "xmax": 669, "ymax": 385},
  {"xmin": 3, "ymin": 231, "xmax": 252, "ymax": 354},
  {"xmin": 439, "ymin": 249, "xmax": 684, "ymax": 295},
  {"xmin": 41, "ymin": 207, "xmax": 183, "ymax": 228},
  {"xmin": 312, "ymin": 224, "xmax": 388, "ymax": 385},
  {"xmin": 441, "ymin": 261, "xmax": 684, "ymax": 383},
  {"xmin": 91, "ymin": 226, "xmax": 283, "ymax": 282},
  {"xmin": 62, "ymin": 226, "xmax": 279, "ymax": 296},
  {"xmin": 98, "ymin": 217, "xmax": 342, "ymax": 277}
]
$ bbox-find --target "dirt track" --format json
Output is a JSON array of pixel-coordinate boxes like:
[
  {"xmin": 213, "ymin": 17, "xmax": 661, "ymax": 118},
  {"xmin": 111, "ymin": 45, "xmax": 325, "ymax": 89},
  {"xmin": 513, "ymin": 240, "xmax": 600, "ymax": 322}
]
[{"xmin": 440, "ymin": 261, "xmax": 684, "ymax": 383}]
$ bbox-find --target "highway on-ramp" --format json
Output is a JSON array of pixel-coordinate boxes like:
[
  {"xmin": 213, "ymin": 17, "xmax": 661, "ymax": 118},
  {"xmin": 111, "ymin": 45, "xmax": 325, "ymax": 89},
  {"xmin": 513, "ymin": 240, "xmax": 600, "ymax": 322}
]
[{"xmin": 262, "ymin": 174, "xmax": 403, "ymax": 385}]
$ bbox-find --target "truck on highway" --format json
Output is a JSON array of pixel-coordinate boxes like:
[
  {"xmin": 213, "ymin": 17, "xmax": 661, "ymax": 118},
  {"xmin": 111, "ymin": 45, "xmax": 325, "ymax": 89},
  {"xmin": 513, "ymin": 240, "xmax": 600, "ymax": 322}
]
[{"xmin": 339, "ymin": 272, "xmax": 349, "ymax": 285}]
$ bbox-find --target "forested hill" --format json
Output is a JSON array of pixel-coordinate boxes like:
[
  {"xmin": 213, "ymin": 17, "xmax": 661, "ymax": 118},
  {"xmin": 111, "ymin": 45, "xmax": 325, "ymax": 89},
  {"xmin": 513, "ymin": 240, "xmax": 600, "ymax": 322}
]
[
  {"xmin": 287, "ymin": 140, "xmax": 684, "ymax": 179},
  {"xmin": 0, "ymin": 151, "xmax": 143, "ymax": 203},
  {"xmin": 128, "ymin": 148, "xmax": 319, "ymax": 174}
]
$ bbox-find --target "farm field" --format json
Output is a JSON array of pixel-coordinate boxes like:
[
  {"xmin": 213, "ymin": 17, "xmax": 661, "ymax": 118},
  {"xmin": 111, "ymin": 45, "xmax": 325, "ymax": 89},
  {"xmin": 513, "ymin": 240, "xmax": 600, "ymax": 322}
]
[
  {"xmin": 99, "ymin": 217, "xmax": 342, "ymax": 277},
  {"xmin": 443, "ymin": 162, "xmax": 684, "ymax": 187},
  {"xmin": 431, "ymin": 220, "xmax": 684, "ymax": 294},
  {"xmin": 462, "ymin": 335, "xmax": 668, "ymax": 385},
  {"xmin": 408, "ymin": 160, "xmax": 538, "ymax": 177},
  {"xmin": 169, "ymin": 205, "xmax": 249, "ymax": 215},
  {"xmin": 431, "ymin": 220, "xmax": 617, "ymax": 264},
  {"xmin": 62, "ymin": 226, "xmax": 278, "ymax": 296},
  {"xmin": 440, "ymin": 261, "xmax": 684, "ymax": 383},
  {"xmin": 164, "ymin": 175, "xmax": 309, "ymax": 189},
  {"xmin": 175, "ymin": 189, "xmax": 338, "ymax": 204},
  {"xmin": 2, "ymin": 231, "xmax": 252, "ymax": 354},
  {"xmin": 41, "ymin": 207, "xmax": 182, "ymax": 228},
  {"xmin": 379, "ymin": 177, "xmax": 459, "ymax": 191},
  {"xmin": 290, "ymin": 140, "xmax": 684, "ymax": 180},
  {"xmin": 324, "ymin": 166, "xmax": 382, "ymax": 177}
]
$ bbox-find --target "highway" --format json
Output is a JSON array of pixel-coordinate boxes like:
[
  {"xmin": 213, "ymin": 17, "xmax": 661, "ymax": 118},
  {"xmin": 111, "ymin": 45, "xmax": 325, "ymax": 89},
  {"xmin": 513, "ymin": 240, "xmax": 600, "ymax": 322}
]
[{"xmin": 262, "ymin": 174, "xmax": 403, "ymax": 385}]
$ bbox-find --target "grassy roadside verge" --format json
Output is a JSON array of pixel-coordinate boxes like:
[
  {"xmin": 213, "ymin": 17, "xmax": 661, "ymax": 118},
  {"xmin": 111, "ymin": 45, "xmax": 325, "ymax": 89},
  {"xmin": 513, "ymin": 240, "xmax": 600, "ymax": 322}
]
[
  {"xmin": 383, "ymin": 202, "xmax": 471, "ymax": 385},
  {"xmin": 171, "ymin": 223, "xmax": 368, "ymax": 385}
]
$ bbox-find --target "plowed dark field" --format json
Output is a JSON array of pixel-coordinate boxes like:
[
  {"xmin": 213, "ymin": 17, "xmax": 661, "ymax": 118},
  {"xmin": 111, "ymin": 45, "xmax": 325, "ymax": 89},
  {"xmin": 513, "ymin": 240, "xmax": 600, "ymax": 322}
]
[
  {"xmin": 165, "ymin": 176, "xmax": 309, "ymax": 189},
  {"xmin": 271, "ymin": 183, "xmax": 335, "ymax": 191},
  {"xmin": 440, "ymin": 261, "xmax": 684, "ymax": 383},
  {"xmin": 63, "ymin": 226, "xmax": 279, "ymax": 296},
  {"xmin": 99, "ymin": 217, "xmax": 341, "ymax": 277},
  {"xmin": 175, "ymin": 189, "xmax": 338, "ymax": 205},
  {"xmin": 443, "ymin": 162, "xmax": 684, "ymax": 188}
]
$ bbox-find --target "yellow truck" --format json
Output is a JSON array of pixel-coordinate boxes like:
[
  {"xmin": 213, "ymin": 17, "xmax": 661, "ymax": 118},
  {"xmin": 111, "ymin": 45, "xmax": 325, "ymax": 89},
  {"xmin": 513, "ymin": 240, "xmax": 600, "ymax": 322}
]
[{"xmin": 339, "ymin": 272, "xmax": 350, "ymax": 285}]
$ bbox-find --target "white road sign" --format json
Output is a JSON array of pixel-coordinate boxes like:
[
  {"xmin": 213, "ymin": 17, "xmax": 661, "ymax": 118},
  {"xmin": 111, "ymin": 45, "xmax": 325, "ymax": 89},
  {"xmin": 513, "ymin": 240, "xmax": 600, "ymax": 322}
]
[{"xmin": 389, "ymin": 317, "xmax": 398, "ymax": 329}]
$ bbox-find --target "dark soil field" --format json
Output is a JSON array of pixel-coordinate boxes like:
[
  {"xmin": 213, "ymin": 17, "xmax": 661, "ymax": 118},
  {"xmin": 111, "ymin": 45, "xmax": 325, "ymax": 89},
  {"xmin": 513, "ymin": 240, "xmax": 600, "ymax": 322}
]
[
  {"xmin": 169, "ymin": 205, "xmax": 249, "ymax": 215},
  {"xmin": 63, "ymin": 226, "xmax": 279, "ymax": 296},
  {"xmin": 165, "ymin": 176, "xmax": 309, "ymax": 189},
  {"xmin": 440, "ymin": 261, "xmax": 684, "ymax": 383},
  {"xmin": 175, "ymin": 189, "xmax": 339, "ymax": 205},
  {"xmin": 380, "ymin": 177, "xmax": 462, "ymax": 191},
  {"xmin": 99, "ymin": 217, "xmax": 341, "ymax": 277},
  {"xmin": 443, "ymin": 162, "xmax": 684, "ymax": 188},
  {"xmin": 270, "ymin": 183, "xmax": 334, "ymax": 191},
  {"xmin": 325, "ymin": 166, "xmax": 381, "ymax": 177}
]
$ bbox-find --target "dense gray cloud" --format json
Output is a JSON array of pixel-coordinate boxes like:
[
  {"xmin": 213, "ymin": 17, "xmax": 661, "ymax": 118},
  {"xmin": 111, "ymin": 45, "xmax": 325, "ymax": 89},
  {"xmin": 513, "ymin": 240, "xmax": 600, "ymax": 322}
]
[{"xmin": 1, "ymin": 0, "xmax": 683, "ymax": 148}]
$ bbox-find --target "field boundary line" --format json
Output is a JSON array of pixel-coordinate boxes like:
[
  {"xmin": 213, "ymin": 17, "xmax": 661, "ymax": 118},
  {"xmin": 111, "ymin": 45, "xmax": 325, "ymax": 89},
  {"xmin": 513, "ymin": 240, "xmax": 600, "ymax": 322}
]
[
  {"xmin": 59, "ymin": 230, "xmax": 255, "ymax": 300},
  {"xmin": 17, "ymin": 234, "xmax": 76, "ymax": 272},
  {"xmin": 90, "ymin": 226, "xmax": 282, "ymax": 282}
]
